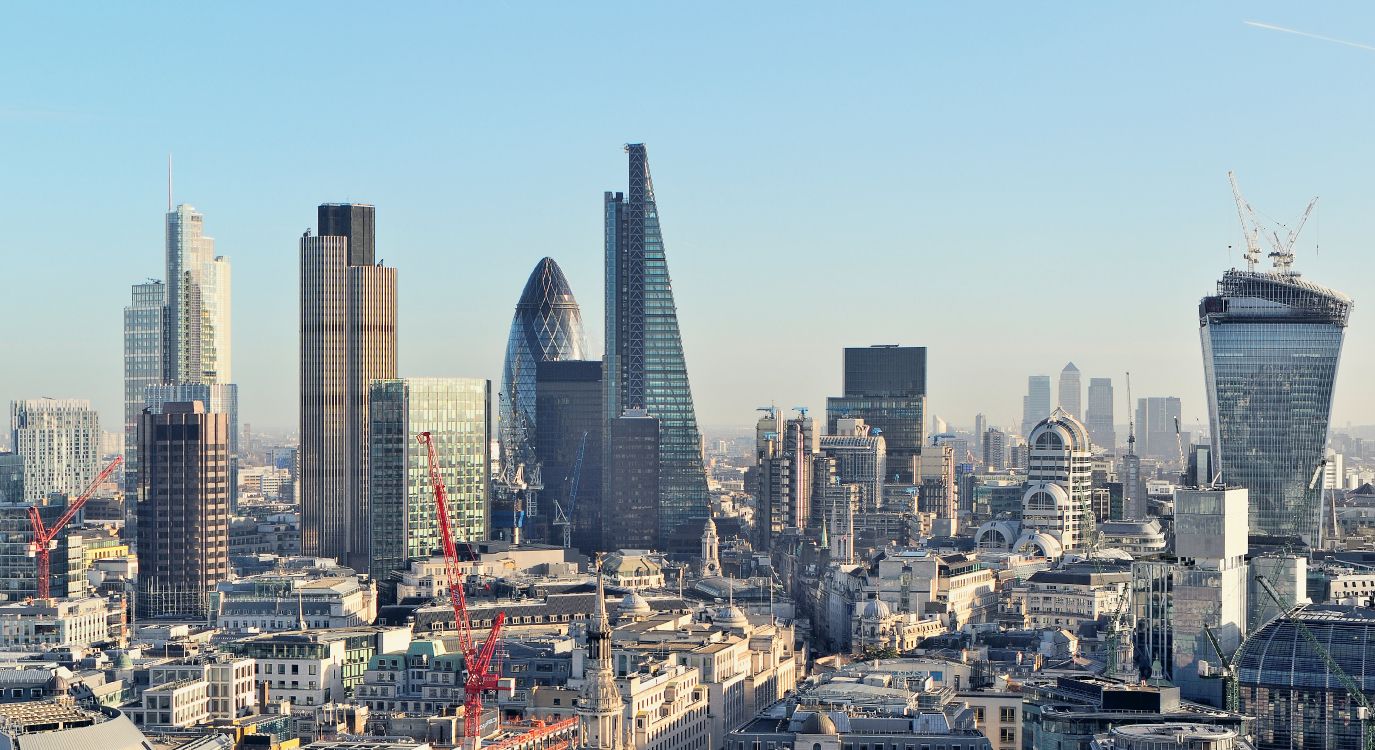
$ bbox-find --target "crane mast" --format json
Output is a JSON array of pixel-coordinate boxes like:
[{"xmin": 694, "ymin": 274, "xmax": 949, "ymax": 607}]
[
  {"xmin": 418, "ymin": 432, "xmax": 507, "ymax": 750},
  {"xmin": 29, "ymin": 456, "xmax": 122, "ymax": 600}
]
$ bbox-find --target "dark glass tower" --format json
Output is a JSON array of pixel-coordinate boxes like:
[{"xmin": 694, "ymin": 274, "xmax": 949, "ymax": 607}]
[
  {"xmin": 1200, "ymin": 269, "xmax": 1351, "ymax": 544},
  {"xmin": 604, "ymin": 144, "xmax": 709, "ymax": 549},
  {"xmin": 536, "ymin": 360, "xmax": 603, "ymax": 555},
  {"xmin": 500, "ymin": 258, "xmax": 586, "ymax": 485},
  {"xmin": 826, "ymin": 345, "xmax": 927, "ymax": 483}
]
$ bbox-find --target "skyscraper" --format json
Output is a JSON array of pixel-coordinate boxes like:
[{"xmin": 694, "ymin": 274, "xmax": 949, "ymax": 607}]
[
  {"xmin": 300, "ymin": 203, "xmax": 398, "ymax": 572},
  {"xmin": 1058, "ymin": 362, "xmax": 1082, "ymax": 419},
  {"xmin": 368, "ymin": 378, "xmax": 490, "ymax": 583},
  {"xmin": 982, "ymin": 428, "xmax": 1006, "ymax": 471},
  {"xmin": 165, "ymin": 204, "xmax": 231, "ymax": 384},
  {"xmin": 9, "ymin": 399, "xmax": 100, "ymax": 503},
  {"xmin": 500, "ymin": 258, "xmax": 586, "ymax": 490},
  {"xmin": 1135, "ymin": 397, "xmax": 1182, "ymax": 459},
  {"xmin": 604, "ymin": 410, "xmax": 660, "ymax": 550},
  {"xmin": 145, "ymin": 383, "xmax": 239, "ymax": 508},
  {"xmin": 535, "ymin": 360, "xmax": 603, "ymax": 555},
  {"xmin": 123, "ymin": 281, "xmax": 166, "ymax": 492},
  {"xmin": 1201, "ymin": 269, "xmax": 1352, "ymax": 544},
  {"xmin": 603, "ymin": 144, "xmax": 709, "ymax": 549},
  {"xmin": 136, "ymin": 401, "xmax": 230, "ymax": 618},
  {"xmin": 826, "ymin": 345, "xmax": 927, "ymax": 483},
  {"xmin": 1021, "ymin": 375, "xmax": 1051, "ymax": 437},
  {"xmin": 1085, "ymin": 377, "xmax": 1115, "ymax": 451}
]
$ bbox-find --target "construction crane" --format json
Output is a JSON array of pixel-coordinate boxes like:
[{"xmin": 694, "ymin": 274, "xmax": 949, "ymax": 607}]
[
  {"xmin": 1267, "ymin": 196, "xmax": 1318, "ymax": 274},
  {"xmin": 1200, "ymin": 623, "xmax": 1243, "ymax": 712},
  {"xmin": 29, "ymin": 456, "xmax": 122, "ymax": 599},
  {"xmin": 418, "ymin": 432, "xmax": 507, "ymax": 750},
  {"xmin": 1255, "ymin": 574, "xmax": 1375, "ymax": 750},
  {"xmin": 1228, "ymin": 171, "xmax": 1267, "ymax": 272},
  {"xmin": 550, "ymin": 432, "xmax": 588, "ymax": 549}
]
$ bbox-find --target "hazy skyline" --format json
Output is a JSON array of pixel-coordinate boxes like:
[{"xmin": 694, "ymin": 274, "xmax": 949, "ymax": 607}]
[{"xmin": 3, "ymin": 3, "xmax": 1372, "ymax": 436}]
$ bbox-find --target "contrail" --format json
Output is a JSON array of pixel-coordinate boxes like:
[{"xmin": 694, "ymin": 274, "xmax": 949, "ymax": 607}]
[{"xmin": 1244, "ymin": 20, "xmax": 1375, "ymax": 53}]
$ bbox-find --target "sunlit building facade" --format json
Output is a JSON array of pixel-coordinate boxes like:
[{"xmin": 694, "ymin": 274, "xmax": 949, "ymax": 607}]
[{"xmin": 1200, "ymin": 270, "xmax": 1351, "ymax": 543}]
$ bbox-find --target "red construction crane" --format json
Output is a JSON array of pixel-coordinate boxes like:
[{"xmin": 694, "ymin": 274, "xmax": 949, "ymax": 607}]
[
  {"xmin": 29, "ymin": 456, "xmax": 123, "ymax": 599},
  {"xmin": 417, "ymin": 432, "xmax": 507, "ymax": 750}
]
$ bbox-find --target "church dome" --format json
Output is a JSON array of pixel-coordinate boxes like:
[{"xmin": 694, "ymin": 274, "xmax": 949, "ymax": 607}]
[
  {"xmin": 798, "ymin": 711, "xmax": 838, "ymax": 735},
  {"xmin": 713, "ymin": 605, "xmax": 749, "ymax": 629},
  {"xmin": 618, "ymin": 591, "xmax": 652, "ymax": 617},
  {"xmin": 860, "ymin": 595, "xmax": 891, "ymax": 620}
]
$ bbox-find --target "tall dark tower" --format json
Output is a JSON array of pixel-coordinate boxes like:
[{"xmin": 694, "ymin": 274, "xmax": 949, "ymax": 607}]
[{"xmin": 603, "ymin": 144, "xmax": 709, "ymax": 550}]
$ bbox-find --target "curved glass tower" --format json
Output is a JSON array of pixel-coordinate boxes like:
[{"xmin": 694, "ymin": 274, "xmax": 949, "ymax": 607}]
[
  {"xmin": 1200, "ymin": 269, "xmax": 1352, "ymax": 544},
  {"xmin": 500, "ymin": 258, "xmax": 586, "ymax": 470}
]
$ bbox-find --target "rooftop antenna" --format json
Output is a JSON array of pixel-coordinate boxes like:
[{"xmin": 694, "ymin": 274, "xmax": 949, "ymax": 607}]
[{"xmin": 1125, "ymin": 372, "xmax": 1136, "ymax": 453}]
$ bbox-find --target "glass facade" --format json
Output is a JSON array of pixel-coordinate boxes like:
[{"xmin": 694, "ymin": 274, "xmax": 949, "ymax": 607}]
[
  {"xmin": 1200, "ymin": 270, "xmax": 1351, "ymax": 543},
  {"xmin": 604, "ymin": 144, "xmax": 710, "ymax": 548},
  {"xmin": 534, "ymin": 360, "xmax": 602, "ymax": 555},
  {"xmin": 825, "ymin": 396, "xmax": 924, "ymax": 482},
  {"xmin": 1237, "ymin": 605, "xmax": 1375, "ymax": 750},
  {"xmin": 145, "ymin": 382, "xmax": 239, "ymax": 509},
  {"xmin": 499, "ymin": 258, "xmax": 585, "ymax": 479},
  {"xmin": 124, "ymin": 281, "xmax": 166, "ymax": 492},
  {"xmin": 166, "ymin": 204, "xmax": 230, "ymax": 384},
  {"xmin": 368, "ymin": 378, "xmax": 490, "ymax": 581}
]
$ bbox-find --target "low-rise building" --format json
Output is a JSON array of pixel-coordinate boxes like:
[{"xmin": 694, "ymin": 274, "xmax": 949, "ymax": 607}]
[
  {"xmin": 0, "ymin": 699, "xmax": 153, "ymax": 749},
  {"xmin": 726, "ymin": 704, "xmax": 992, "ymax": 750},
  {"xmin": 1010, "ymin": 566, "xmax": 1130, "ymax": 631},
  {"xmin": 0, "ymin": 596, "xmax": 118, "ymax": 650},
  {"xmin": 225, "ymin": 626, "xmax": 412, "ymax": 707},
  {"xmin": 215, "ymin": 572, "xmax": 377, "ymax": 633}
]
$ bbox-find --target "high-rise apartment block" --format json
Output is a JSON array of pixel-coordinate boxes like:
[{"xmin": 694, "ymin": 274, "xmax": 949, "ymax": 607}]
[
  {"xmin": 1085, "ymin": 377, "xmax": 1115, "ymax": 452},
  {"xmin": 982, "ymin": 428, "xmax": 1006, "ymax": 471},
  {"xmin": 535, "ymin": 360, "xmax": 603, "ymax": 555},
  {"xmin": 368, "ymin": 378, "xmax": 490, "ymax": 583},
  {"xmin": 1058, "ymin": 362, "xmax": 1081, "ymax": 419},
  {"xmin": 826, "ymin": 345, "xmax": 926, "ymax": 483},
  {"xmin": 9, "ymin": 399, "xmax": 101, "ymax": 504},
  {"xmin": 300, "ymin": 203, "xmax": 398, "ymax": 572},
  {"xmin": 1201, "ymin": 269, "xmax": 1351, "ymax": 544},
  {"xmin": 1021, "ymin": 375, "xmax": 1051, "ymax": 438},
  {"xmin": 136, "ymin": 401, "xmax": 231, "ymax": 618},
  {"xmin": 603, "ymin": 145, "xmax": 709, "ymax": 550}
]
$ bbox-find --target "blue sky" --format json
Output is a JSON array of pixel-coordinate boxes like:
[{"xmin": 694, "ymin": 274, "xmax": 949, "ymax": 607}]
[{"xmin": 2, "ymin": 2, "xmax": 1372, "ymax": 435}]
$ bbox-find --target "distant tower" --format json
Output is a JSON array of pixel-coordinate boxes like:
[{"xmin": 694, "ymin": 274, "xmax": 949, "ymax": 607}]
[
  {"xmin": 826, "ymin": 345, "xmax": 927, "ymax": 483},
  {"xmin": 1085, "ymin": 377, "xmax": 1115, "ymax": 451},
  {"xmin": 1021, "ymin": 375, "xmax": 1051, "ymax": 437},
  {"xmin": 1058, "ymin": 363, "xmax": 1082, "ymax": 419},
  {"xmin": 1021, "ymin": 409, "xmax": 1094, "ymax": 550},
  {"xmin": 577, "ymin": 561, "xmax": 627, "ymax": 750},
  {"xmin": 700, "ymin": 516, "xmax": 721, "ymax": 576}
]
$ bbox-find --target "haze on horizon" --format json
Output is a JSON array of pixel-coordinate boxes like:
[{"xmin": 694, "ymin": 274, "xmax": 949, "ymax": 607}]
[{"xmin": 2, "ymin": 3, "xmax": 1373, "ymax": 438}]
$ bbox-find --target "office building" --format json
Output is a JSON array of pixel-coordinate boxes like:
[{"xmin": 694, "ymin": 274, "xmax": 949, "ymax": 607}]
[
  {"xmin": 145, "ymin": 383, "xmax": 239, "ymax": 508},
  {"xmin": 136, "ymin": 401, "xmax": 231, "ymax": 618},
  {"xmin": 300, "ymin": 203, "xmax": 398, "ymax": 572},
  {"xmin": 0, "ymin": 455, "xmax": 84, "ymax": 600},
  {"xmin": 1085, "ymin": 377, "xmax": 1115, "ymax": 451},
  {"xmin": 827, "ymin": 345, "xmax": 926, "ymax": 483},
  {"xmin": 500, "ymin": 258, "xmax": 586, "ymax": 502},
  {"xmin": 1021, "ymin": 409, "xmax": 1094, "ymax": 550},
  {"xmin": 1135, "ymin": 397, "xmax": 1182, "ymax": 460},
  {"xmin": 1058, "ymin": 362, "xmax": 1082, "ymax": 419},
  {"xmin": 165, "ymin": 204, "xmax": 231, "ymax": 385},
  {"xmin": 1021, "ymin": 375, "xmax": 1051, "ymax": 437},
  {"xmin": 123, "ymin": 281, "xmax": 166, "ymax": 492},
  {"xmin": 1200, "ymin": 268, "xmax": 1352, "ymax": 544},
  {"xmin": 535, "ymin": 360, "xmax": 603, "ymax": 555},
  {"xmin": 727, "ymin": 706, "xmax": 992, "ymax": 750},
  {"xmin": 1171, "ymin": 487, "xmax": 1249, "ymax": 706},
  {"xmin": 367, "ymin": 378, "xmax": 490, "ymax": 582},
  {"xmin": 1237, "ymin": 605, "xmax": 1375, "ymax": 750},
  {"xmin": 603, "ymin": 144, "xmax": 710, "ymax": 549},
  {"xmin": 9, "ymin": 399, "xmax": 101, "ymax": 504},
  {"xmin": 604, "ymin": 410, "xmax": 660, "ymax": 550},
  {"xmin": 818, "ymin": 418, "xmax": 884, "ymax": 512},
  {"xmin": 753, "ymin": 409, "xmax": 786, "ymax": 551}
]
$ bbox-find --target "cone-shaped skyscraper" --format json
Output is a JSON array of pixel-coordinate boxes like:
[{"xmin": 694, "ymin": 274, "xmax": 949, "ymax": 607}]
[
  {"xmin": 500, "ymin": 258, "xmax": 586, "ymax": 475},
  {"xmin": 604, "ymin": 144, "xmax": 710, "ymax": 550}
]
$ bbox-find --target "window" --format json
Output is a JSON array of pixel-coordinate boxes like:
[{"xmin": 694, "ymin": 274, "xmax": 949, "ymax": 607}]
[{"xmin": 999, "ymin": 707, "xmax": 1015, "ymax": 724}]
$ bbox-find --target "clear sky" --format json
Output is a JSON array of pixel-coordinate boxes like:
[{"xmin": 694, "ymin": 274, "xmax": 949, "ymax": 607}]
[{"xmin": 3, "ymin": 2, "xmax": 1372, "ymax": 436}]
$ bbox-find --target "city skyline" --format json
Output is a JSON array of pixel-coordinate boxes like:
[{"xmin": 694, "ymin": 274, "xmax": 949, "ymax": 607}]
[{"xmin": 4, "ymin": 4, "xmax": 1374, "ymax": 435}]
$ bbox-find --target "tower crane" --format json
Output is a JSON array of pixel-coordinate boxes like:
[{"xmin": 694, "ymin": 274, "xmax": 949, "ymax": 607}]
[
  {"xmin": 1228, "ymin": 171, "xmax": 1266, "ymax": 272},
  {"xmin": 1255, "ymin": 574, "xmax": 1375, "ymax": 750},
  {"xmin": 418, "ymin": 432, "xmax": 507, "ymax": 750},
  {"xmin": 550, "ymin": 432, "xmax": 588, "ymax": 549},
  {"xmin": 29, "ymin": 456, "xmax": 122, "ymax": 599}
]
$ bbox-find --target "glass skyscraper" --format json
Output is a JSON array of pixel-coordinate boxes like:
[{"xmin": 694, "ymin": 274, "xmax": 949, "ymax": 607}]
[
  {"xmin": 500, "ymin": 258, "xmax": 586, "ymax": 481},
  {"xmin": 368, "ymin": 378, "xmax": 490, "ymax": 583},
  {"xmin": 604, "ymin": 144, "xmax": 709, "ymax": 549},
  {"xmin": 827, "ymin": 345, "xmax": 926, "ymax": 484},
  {"xmin": 1200, "ymin": 269, "xmax": 1352, "ymax": 544}
]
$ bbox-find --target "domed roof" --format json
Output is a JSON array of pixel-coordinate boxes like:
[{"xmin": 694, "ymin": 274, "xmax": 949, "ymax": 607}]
[
  {"xmin": 1029, "ymin": 408, "xmax": 1092, "ymax": 452},
  {"xmin": 114, "ymin": 651, "xmax": 133, "ymax": 669},
  {"xmin": 797, "ymin": 711, "xmax": 838, "ymax": 735},
  {"xmin": 1236, "ymin": 604, "xmax": 1375, "ymax": 689},
  {"xmin": 713, "ymin": 605, "xmax": 749, "ymax": 629},
  {"xmin": 860, "ymin": 596, "xmax": 892, "ymax": 620},
  {"xmin": 618, "ymin": 591, "xmax": 652, "ymax": 616}
]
